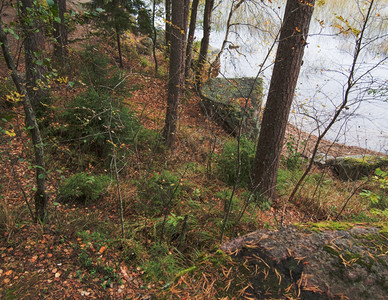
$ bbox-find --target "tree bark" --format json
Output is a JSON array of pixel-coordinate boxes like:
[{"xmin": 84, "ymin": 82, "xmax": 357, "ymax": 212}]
[
  {"xmin": 20, "ymin": 0, "xmax": 48, "ymax": 111},
  {"xmin": 116, "ymin": 28, "xmax": 123, "ymax": 68},
  {"xmin": 53, "ymin": 0, "xmax": 68, "ymax": 60},
  {"xmin": 162, "ymin": 0, "xmax": 190, "ymax": 147},
  {"xmin": 184, "ymin": 0, "xmax": 199, "ymax": 80},
  {"xmin": 152, "ymin": 0, "xmax": 158, "ymax": 76},
  {"xmin": 195, "ymin": 0, "xmax": 214, "ymax": 88},
  {"xmin": 251, "ymin": 0, "xmax": 315, "ymax": 200},
  {"xmin": 0, "ymin": 21, "xmax": 48, "ymax": 222},
  {"xmin": 165, "ymin": 0, "xmax": 171, "ymax": 50}
]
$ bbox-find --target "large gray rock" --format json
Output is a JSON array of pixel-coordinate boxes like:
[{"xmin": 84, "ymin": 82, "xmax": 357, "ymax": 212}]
[
  {"xmin": 325, "ymin": 155, "xmax": 388, "ymax": 181},
  {"xmin": 200, "ymin": 77, "xmax": 263, "ymax": 137},
  {"xmin": 221, "ymin": 225, "xmax": 387, "ymax": 299}
]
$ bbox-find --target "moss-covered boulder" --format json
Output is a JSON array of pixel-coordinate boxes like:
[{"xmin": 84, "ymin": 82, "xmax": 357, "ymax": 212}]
[
  {"xmin": 221, "ymin": 224, "xmax": 387, "ymax": 299},
  {"xmin": 199, "ymin": 77, "xmax": 263, "ymax": 137},
  {"xmin": 326, "ymin": 155, "xmax": 388, "ymax": 181}
]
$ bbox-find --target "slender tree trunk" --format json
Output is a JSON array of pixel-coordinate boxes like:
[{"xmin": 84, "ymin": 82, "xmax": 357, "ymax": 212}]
[
  {"xmin": 116, "ymin": 28, "xmax": 123, "ymax": 68},
  {"xmin": 185, "ymin": 0, "xmax": 199, "ymax": 80},
  {"xmin": 152, "ymin": 0, "xmax": 158, "ymax": 76},
  {"xmin": 165, "ymin": 0, "xmax": 171, "ymax": 50},
  {"xmin": 162, "ymin": 0, "xmax": 190, "ymax": 147},
  {"xmin": 0, "ymin": 22, "xmax": 48, "ymax": 222},
  {"xmin": 195, "ymin": 0, "xmax": 214, "ymax": 88},
  {"xmin": 251, "ymin": 0, "xmax": 315, "ymax": 200},
  {"xmin": 212, "ymin": 0, "xmax": 245, "ymax": 78},
  {"xmin": 53, "ymin": 0, "xmax": 68, "ymax": 60},
  {"xmin": 20, "ymin": 0, "xmax": 48, "ymax": 111}
]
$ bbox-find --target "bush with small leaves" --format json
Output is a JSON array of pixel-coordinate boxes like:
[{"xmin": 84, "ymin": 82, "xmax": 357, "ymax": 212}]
[
  {"xmin": 62, "ymin": 88, "xmax": 139, "ymax": 157},
  {"xmin": 58, "ymin": 172, "xmax": 110, "ymax": 204},
  {"xmin": 137, "ymin": 171, "xmax": 182, "ymax": 215},
  {"xmin": 217, "ymin": 138, "xmax": 256, "ymax": 187}
]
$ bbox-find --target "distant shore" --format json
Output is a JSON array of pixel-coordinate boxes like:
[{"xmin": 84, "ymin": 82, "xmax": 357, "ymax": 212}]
[{"xmin": 285, "ymin": 123, "xmax": 386, "ymax": 159}]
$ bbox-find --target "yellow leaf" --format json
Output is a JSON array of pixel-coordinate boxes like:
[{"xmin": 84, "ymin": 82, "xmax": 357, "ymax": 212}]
[{"xmin": 5, "ymin": 130, "xmax": 16, "ymax": 137}]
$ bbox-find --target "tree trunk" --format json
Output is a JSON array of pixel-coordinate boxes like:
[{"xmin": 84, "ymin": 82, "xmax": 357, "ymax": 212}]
[
  {"xmin": 162, "ymin": 0, "xmax": 190, "ymax": 147},
  {"xmin": 0, "ymin": 22, "xmax": 48, "ymax": 222},
  {"xmin": 116, "ymin": 28, "xmax": 123, "ymax": 68},
  {"xmin": 184, "ymin": 0, "xmax": 199, "ymax": 80},
  {"xmin": 195, "ymin": 0, "xmax": 214, "ymax": 88},
  {"xmin": 20, "ymin": 0, "xmax": 48, "ymax": 111},
  {"xmin": 251, "ymin": 0, "xmax": 315, "ymax": 200},
  {"xmin": 165, "ymin": 0, "xmax": 172, "ymax": 50},
  {"xmin": 152, "ymin": 0, "xmax": 158, "ymax": 76},
  {"xmin": 53, "ymin": 0, "xmax": 68, "ymax": 60}
]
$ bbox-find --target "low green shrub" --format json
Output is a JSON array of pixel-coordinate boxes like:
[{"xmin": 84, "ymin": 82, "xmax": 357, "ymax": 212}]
[
  {"xmin": 141, "ymin": 243, "xmax": 184, "ymax": 282},
  {"xmin": 282, "ymin": 135, "xmax": 306, "ymax": 170},
  {"xmin": 57, "ymin": 46, "xmax": 140, "ymax": 159},
  {"xmin": 62, "ymin": 88, "xmax": 140, "ymax": 157},
  {"xmin": 137, "ymin": 170, "xmax": 182, "ymax": 215},
  {"xmin": 217, "ymin": 137, "xmax": 256, "ymax": 187},
  {"xmin": 360, "ymin": 168, "xmax": 388, "ymax": 216},
  {"xmin": 135, "ymin": 128, "xmax": 165, "ymax": 152},
  {"xmin": 58, "ymin": 172, "xmax": 110, "ymax": 204}
]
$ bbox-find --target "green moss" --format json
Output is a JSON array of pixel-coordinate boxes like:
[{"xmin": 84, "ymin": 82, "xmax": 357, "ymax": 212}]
[
  {"xmin": 323, "ymin": 244, "xmax": 340, "ymax": 256},
  {"xmin": 343, "ymin": 156, "xmax": 388, "ymax": 167},
  {"xmin": 378, "ymin": 223, "xmax": 388, "ymax": 234}
]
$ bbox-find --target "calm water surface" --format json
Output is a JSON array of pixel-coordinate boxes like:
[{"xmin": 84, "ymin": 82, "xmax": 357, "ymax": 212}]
[{"xmin": 209, "ymin": 1, "xmax": 388, "ymax": 153}]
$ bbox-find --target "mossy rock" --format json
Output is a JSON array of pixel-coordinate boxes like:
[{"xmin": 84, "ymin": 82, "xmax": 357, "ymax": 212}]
[
  {"xmin": 221, "ymin": 224, "xmax": 388, "ymax": 299},
  {"xmin": 199, "ymin": 77, "xmax": 263, "ymax": 138},
  {"xmin": 326, "ymin": 155, "xmax": 388, "ymax": 181}
]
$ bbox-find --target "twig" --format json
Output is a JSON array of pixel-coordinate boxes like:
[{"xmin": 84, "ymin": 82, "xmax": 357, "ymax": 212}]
[
  {"xmin": 335, "ymin": 181, "xmax": 366, "ymax": 221},
  {"xmin": 10, "ymin": 159, "xmax": 35, "ymax": 222}
]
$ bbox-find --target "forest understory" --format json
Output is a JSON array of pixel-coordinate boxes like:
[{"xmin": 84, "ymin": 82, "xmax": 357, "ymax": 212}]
[{"xmin": 0, "ymin": 1, "xmax": 387, "ymax": 299}]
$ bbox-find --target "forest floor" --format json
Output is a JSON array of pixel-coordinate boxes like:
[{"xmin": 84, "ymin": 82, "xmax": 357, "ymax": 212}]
[
  {"xmin": 1, "ymin": 72, "xmax": 385, "ymax": 299},
  {"xmin": 1, "ymin": 4, "xmax": 387, "ymax": 299}
]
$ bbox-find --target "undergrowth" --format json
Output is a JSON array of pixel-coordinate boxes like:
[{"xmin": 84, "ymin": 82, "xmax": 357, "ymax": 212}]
[{"xmin": 1, "ymin": 28, "xmax": 386, "ymax": 300}]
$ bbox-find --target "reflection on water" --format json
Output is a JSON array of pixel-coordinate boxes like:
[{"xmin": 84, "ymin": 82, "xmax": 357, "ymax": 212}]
[{"xmin": 209, "ymin": 0, "xmax": 388, "ymax": 153}]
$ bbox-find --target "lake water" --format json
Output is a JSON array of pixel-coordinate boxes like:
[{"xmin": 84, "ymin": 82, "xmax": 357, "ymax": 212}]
[{"xmin": 209, "ymin": 1, "xmax": 388, "ymax": 153}]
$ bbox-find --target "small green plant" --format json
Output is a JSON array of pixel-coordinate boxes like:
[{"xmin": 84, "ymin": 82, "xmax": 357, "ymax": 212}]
[
  {"xmin": 360, "ymin": 168, "xmax": 388, "ymax": 216},
  {"xmin": 140, "ymin": 56, "xmax": 151, "ymax": 68},
  {"xmin": 135, "ymin": 127, "xmax": 165, "ymax": 153},
  {"xmin": 216, "ymin": 189, "xmax": 240, "ymax": 217},
  {"xmin": 217, "ymin": 137, "xmax": 256, "ymax": 187},
  {"xmin": 282, "ymin": 135, "xmax": 306, "ymax": 170},
  {"xmin": 154, "ymin": 213, "xmax": 185, "ymax": 242},
  {"xmin": 58, "ymin": 172, "xmax": 110, "ymax": 203},
  {"xmin": 141, "ymin": 243, "xmax": 184, "ymax": 282},
  {"xmin": 58, "ymin": 47, "xmax": 140, "ymax": 159},
  {"xmin": 62, "ymin": 88, "xmax": 140, "ymax": 157},
  {"xmin": 137, "ymin": 170, "xmax": 182, "ymax": 215}
]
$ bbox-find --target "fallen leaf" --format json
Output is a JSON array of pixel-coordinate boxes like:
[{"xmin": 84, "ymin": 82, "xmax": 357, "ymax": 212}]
[
  {"xmin": 5, "ymin": 270, "xmax": 12, "ymax": 276},
  {"xmin": 3, "ymin": 278, "xmax": 10, "ymax": 284},
  {"xmin": 99, "ymin": 246, "xmax": 106, "ymax": 254},
  {"xmin": 52, "ymin": 268, "xmax": 58, "ymax": 273},
  {"xmin": 120, "ymin": 263, "xmax": 132, "ymax": 283},
  {"xmin": 55, "ymin": 272, "xmax": 61, "ymax": 278}
]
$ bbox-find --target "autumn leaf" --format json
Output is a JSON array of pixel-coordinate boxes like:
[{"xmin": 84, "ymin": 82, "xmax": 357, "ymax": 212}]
[{"xmin": 99, "ymin": 246, "xmax": 107, "ymax": 254}]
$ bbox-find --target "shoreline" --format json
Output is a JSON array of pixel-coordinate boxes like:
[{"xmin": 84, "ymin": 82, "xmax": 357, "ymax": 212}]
[{"xmin": 285, "ymin": 123, "xmax": 386, "ymax": 159}]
